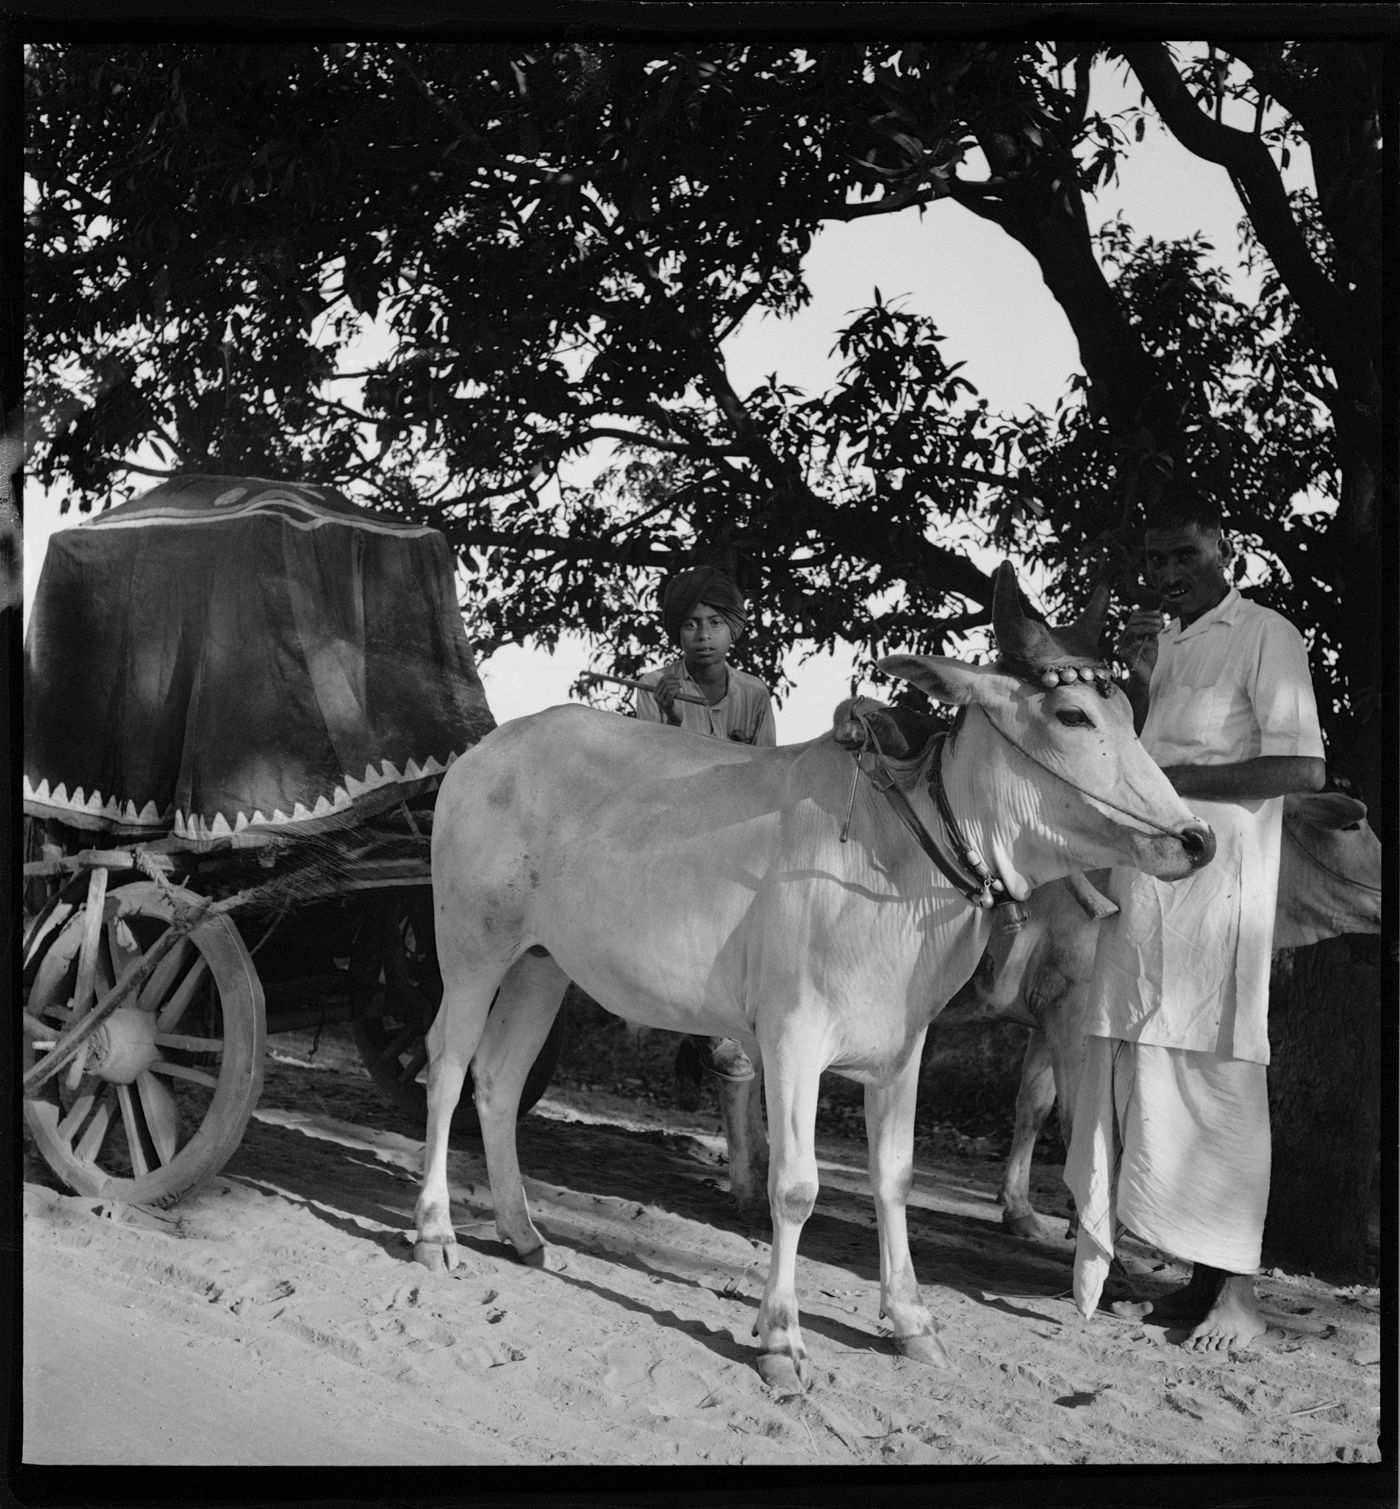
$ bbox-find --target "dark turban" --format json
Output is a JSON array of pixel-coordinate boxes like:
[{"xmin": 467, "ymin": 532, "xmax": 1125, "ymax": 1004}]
[{"xmin": 661, "ymin": 567, "xmax": 749, "ymax": 645}]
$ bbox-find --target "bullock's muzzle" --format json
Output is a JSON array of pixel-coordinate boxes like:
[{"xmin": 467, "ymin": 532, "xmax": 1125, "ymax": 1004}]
[{"xmin": 1180, "ymin": 822, "xmax": 1215, "ymax": 869}]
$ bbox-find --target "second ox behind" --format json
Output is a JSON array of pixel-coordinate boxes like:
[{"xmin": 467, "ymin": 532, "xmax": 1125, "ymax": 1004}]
[{"xmin": 412, "ymin": 561, "xmax": 1214, "ymax": 1390}]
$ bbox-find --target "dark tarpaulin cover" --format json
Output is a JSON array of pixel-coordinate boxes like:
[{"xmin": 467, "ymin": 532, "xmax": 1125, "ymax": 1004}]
[{"xmin": 24, "ymin": 475, "xmax": 496, "ymax": 846}]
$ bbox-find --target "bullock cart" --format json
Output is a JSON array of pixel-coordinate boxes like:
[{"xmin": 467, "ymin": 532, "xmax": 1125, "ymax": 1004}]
[{"xmin": 21, "ymin": 476, "xmax": 563, "ymax": 1209}]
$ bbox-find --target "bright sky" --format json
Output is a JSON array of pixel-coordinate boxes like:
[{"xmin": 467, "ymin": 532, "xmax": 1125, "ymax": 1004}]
[{"xmin": 22, "ymin": 58, "xmax": 1274, "ymax": 743}]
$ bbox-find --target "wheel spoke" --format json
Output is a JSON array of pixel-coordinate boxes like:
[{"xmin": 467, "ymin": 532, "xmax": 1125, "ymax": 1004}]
[
  {"xmin": 397, "ymin": 1041, "xmax": 429, "ymax": 1087},
  {"xmin": 23, "ymin": 1011, "xmax": 57, "ymax": 1042},
  {"xmin": 149, "ymin": 1058, "xmax": 219, "ymax": 1089},
  {"xmin": 105, "ymin": 916, "xmax": 145, "ymax": 979},
  {"xmin": 116, "ymin": 1084, "xmax": 151, "ymax": 1176},
  {"xmin": 136, "ymin": 1072, "xmax": 181, "ymax": 1163},
  {"xmin": 382, "ymin": 1020, "xmax": 419, "ymax": 1062},
  {"xmin": 57, "ymin": 1080, "xmax": 104, "ymax": 1143},
  {"xmin": 69, "ymin": 868, "xmax": 110, "ymax": 1020},
  {"xmin": 156, "ymin": 956, "xmax": 211, "ymax": 1033},
  {"xmin": 137, "ymin": 933, "xmax": 195, "ymax": 1015},
  {"xmin": 153, "ymin": 1031, "xmax": 224, "ymax": 1055},
  {"xmin": 29, "ymin": 954, "xmax": 78, "ymax": 1027},
  {"xmin": 73, "ymin": 1091, "xmax": 116, "ymax": 1163},
  {"xmin": 94, "ymin": 928, "xmax": 118, "ymax": 996}
]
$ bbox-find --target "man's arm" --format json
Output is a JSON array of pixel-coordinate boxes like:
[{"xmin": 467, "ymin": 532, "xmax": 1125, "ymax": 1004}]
[
  {"xmin": 1159, "ymin": 755, "xmax": 1326, "ymax": 802},
  {"xmin": 1165, "ymin": 613, "xmax": 1328, "ymax": 801}
]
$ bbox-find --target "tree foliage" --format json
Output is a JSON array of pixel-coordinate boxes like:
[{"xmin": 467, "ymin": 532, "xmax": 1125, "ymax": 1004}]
[{"xmin": 24, "ymin": 38, "xmax": 1383, "ymax": 784}]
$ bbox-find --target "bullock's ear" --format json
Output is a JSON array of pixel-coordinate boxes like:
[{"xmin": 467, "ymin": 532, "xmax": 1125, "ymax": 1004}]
[
  {"xmin": 1284, "ymin": 790, "xmax": 1369, "ymax": 829},
  {"xmin": 877, "ymin": 654, "xmax": 1015, "ymax": 708}
]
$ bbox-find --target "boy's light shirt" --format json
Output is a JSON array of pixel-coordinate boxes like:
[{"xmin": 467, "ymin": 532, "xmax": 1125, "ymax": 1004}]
[{"xmin": 635, "ymin": 662, "xmax": 777, "ymax": 746}]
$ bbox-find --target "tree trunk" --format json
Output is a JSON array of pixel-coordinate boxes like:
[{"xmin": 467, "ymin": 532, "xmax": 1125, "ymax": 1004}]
[{"xmin": 1264, "ymin": 933, "xmax": 1381, "ymax": 1278}]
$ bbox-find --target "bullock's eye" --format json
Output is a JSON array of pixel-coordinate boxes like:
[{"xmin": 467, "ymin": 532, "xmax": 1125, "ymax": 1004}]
[{"xmin": 1055, "ymin": 709, "xmax": 1095, "ymax": 728}]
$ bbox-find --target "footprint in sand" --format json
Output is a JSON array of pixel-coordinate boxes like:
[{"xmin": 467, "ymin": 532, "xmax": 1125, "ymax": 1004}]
[
  {"xmin": 227, "ymin": 1275, "xmax": 296, "ymax": 1315},
  {"xmin": 601, "ymin": 1341, "xmax": 656, "ymax": 1395},
  {"xmin": 1161, "ymin": 1382, "xmax": 1255, "ymax": 1437}
]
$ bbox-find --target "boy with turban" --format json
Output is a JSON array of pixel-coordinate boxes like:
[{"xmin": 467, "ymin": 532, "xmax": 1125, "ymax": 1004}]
[
  {"xmin": 635, "ymin": 566, "xmax": 776, "ymax": 745},
  {"xmin": 635, "ymin": 567, "xmax": 776, "ymax": 1087}
]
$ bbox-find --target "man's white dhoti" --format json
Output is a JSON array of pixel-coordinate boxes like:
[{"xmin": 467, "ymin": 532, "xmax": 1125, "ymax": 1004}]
[{"xmin": 1066, "ymin": 1035, "xmax": 1272, "ymax": 1318}]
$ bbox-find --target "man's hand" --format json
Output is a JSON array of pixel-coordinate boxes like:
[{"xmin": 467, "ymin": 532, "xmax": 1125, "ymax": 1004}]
[
  {"xmin": 1115, "ymin": 609, "xmax": 1164, "ymax": 731},
  {"xmin": 1115, "ymin": 608, "xmax": 1165, "ymax": 682},
  {"xmin": 652, "ymin": 669, "xmax": 686, "ymax": 725}
]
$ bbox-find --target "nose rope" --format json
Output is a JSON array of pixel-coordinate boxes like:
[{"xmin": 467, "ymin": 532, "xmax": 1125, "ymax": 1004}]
[{"xmin": 976, "ymin": 711, "xmax": 1199, "ymax": 842}]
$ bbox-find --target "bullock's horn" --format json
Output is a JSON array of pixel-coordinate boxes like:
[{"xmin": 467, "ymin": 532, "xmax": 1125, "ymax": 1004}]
[
  {"xmin": 990, "ymin": 560, "xmax": 1033, "ymax": 657},
  {"xmin": 991, "ymin": 560, "xmax": 1062, "ymax": 669},
  {"xmin": 1057, "ymin": 579, "xmax": 1112, "ymax": 661},
  {"xmin": 992, "ymin": 561, "xmax": 1113, "ymax": 689}
]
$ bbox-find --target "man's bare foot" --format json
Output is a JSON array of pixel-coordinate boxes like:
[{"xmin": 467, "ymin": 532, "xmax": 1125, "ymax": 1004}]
[{"xmin": 1183, "ymin": 1274, "xmax": 1266, "ymax": 1353}]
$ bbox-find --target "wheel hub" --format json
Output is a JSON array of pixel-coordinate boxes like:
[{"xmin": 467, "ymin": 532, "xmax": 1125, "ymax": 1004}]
[{"xmin": 87, "ymin": 1005, "xmax": 159, "ymax": 1083}]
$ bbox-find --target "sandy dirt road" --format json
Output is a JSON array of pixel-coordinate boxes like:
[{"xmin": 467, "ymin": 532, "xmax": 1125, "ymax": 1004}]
[{"xmin": 17, "ymin": 1025, "xmax": 1389, "ymax": 1498}]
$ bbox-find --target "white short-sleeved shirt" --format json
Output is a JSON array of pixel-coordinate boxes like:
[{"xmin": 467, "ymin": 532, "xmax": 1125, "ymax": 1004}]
[
  {"xmin": 1084, "ymin": 589, "xmax": 1323, "ymax": 1065},
  {"xmin": 635, "ymin": 662, "xmax": 777, "ymax": 747}
]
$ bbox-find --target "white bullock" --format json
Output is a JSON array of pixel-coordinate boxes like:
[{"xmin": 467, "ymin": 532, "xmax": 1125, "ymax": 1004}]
[
  {"xmin": 414, "ymin": 563, "xmax": 1216, "ymax": 1389},
  {"xmin": 946, "ymin": 790, "xmax": 1383, "ymax": 1240}
]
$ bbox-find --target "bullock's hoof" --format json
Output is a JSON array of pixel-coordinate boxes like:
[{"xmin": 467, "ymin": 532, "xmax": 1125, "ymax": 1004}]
[
  {"xmin": 413, "ymin": 1239, "xmax": 459, "ymax": 1274},
  {"xmin": 1001, "ymin": 1210, "xmax": 1056, "ymax": 1242},
  {"xmin": 897, "ymin": 1332, "xmax": 951, "ymax": 1368},
  {"xmin": 757, "ymin": 1349, "xmax": 812, "ymax": 1393},
  {"xmin": 700, "ymin": 1037, "xmax": 755, "ymax": 1082}
]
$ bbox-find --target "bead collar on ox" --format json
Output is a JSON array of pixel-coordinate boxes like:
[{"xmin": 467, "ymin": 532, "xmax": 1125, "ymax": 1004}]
[{"xmin": 412, "ymin": 559, "xmax": 1214, "ymax": 1392}]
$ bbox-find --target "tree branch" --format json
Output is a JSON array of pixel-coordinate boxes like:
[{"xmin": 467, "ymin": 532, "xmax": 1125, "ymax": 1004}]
[
  {"xmin": 1120, "ymin": 42, "xmax": 1349, "ymax": 344},
  {"xmin": 584, "ymin": 424, "xmax": 746, "ymax": 460}
]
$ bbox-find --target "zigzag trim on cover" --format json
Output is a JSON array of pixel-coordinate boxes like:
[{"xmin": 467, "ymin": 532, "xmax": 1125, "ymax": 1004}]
[
  {"xmin": 23, "ymin": 752, "xmax": 459, "ymax": 841},
  {"xmin": 23, "ymin": 774, "xmax": 173, "ymax": 833}
]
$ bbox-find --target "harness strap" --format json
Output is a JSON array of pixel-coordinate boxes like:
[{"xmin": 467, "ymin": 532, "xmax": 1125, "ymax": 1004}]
[
  {"xmin": 871, "ymin": 755, "xmax": 999, "ymax": 908},
  {"xmin": 839, "ymin": 709, "xmax": 1024, "ymax": 921}
]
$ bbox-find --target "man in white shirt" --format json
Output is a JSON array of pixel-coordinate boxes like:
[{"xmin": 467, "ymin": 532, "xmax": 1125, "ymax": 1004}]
[{"xmin": 1065, "ymin": 498, "xmax": 1326, "ymax": 1352}]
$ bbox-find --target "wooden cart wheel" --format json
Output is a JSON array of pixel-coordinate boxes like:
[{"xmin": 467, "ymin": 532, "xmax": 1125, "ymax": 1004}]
[
  {"xmin": 349, "ymin": 898, "xmax": 564, "ymax": 1131},
  {"xmin": 23, "ymin": 878, "xmax": 265, "ymax": 1208}
]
